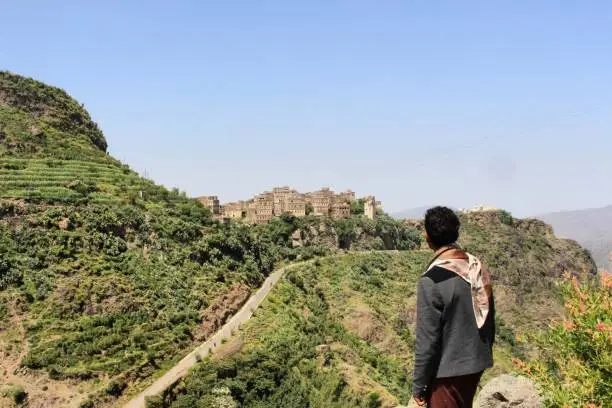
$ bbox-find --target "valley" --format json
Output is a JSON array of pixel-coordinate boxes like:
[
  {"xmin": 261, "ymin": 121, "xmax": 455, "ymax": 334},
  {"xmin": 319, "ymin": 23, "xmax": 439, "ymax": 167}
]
[{"xmin": 0, "ymin": 71, "xmax": 607, "ymax": 408}]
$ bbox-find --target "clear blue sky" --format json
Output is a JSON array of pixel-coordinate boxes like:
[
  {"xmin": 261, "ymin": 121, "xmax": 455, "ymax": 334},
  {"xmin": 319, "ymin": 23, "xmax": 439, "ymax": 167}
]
[{"xmin": 2, "ymin": 1, "xmax": 611, "ymax": 216}]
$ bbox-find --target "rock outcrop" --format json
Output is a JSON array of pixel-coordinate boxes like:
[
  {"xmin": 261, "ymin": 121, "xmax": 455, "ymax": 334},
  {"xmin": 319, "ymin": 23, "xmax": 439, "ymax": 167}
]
[
  {"xmin": 475, "ymin": 375, "xmax": 542, "ymax": 408},
  {"xmin": 194, "ymin": 284, "xmax": 251, "ymax": 341},
  {"xmin": 394, "ymin": 375, "xmax": 541, "ymax": 408}
]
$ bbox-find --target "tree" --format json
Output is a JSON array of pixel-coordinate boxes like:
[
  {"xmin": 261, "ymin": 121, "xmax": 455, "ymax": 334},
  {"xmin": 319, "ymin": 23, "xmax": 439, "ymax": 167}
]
[
  {"xmin": 350, "ymin": 199, "xmax": 365, "ymax": 215},
  {"xmin": 335, "ymin": 218, "xmax": 357, "ymax": 249},
  {"xmin": 305, "ymin": 203, "xmax": 314, "ymax": 215}
]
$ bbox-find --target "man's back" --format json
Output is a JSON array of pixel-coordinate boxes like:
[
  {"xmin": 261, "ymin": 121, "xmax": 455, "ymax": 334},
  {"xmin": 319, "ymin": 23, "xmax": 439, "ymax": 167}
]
[
  {"xmin": 412, "ymin": 265, "xmax": 495, "ymax": 397},
  {"xmin": 412, "ymin": 206, "xmax": 496, "ymax": 407}
]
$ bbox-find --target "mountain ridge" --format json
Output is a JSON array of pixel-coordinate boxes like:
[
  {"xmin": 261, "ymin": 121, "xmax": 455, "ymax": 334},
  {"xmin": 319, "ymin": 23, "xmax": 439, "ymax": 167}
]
[
  {"xmin": 394, "ymin": 203, "xmax": 612, "ymax": 270},
  {"xmin": 536, "ymin": 204, "xmax": 612, "ymax": 269}
]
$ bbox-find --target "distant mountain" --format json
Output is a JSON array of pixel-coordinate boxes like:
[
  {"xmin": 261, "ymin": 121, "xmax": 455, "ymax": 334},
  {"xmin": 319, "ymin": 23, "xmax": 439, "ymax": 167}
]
[{"xmin": 536, "ymin": 205, "xmax": 612, "ymax": 270}]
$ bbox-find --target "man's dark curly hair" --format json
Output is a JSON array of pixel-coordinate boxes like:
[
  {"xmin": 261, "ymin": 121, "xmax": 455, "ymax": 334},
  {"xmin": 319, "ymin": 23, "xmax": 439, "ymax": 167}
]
[{"xmin": 424, "ymin": 206, "xmax": 460, "ymax": 248}]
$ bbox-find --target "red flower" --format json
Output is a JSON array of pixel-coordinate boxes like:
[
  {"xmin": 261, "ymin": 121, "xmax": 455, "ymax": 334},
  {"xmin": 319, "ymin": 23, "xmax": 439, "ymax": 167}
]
[{"xmin": 562, "ymin": 321, "xmax": 575, "ymax": 330}]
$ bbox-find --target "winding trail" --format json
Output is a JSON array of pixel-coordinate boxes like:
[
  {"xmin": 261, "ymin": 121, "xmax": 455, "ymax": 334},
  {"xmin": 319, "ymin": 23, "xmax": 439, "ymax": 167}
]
[
  {"xmin": 123, "ymin": 251, "xmax": 403, "ymax": 407},
  {"xmin": 123, "ymin": 265, "xmax": 291, "ymax": 408}
]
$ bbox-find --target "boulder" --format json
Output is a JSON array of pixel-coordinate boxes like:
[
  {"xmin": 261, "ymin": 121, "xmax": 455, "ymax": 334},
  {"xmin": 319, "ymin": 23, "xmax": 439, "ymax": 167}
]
[{"xmin": 476, "ymin": 374, "xmax": 542, "ymax": 408}]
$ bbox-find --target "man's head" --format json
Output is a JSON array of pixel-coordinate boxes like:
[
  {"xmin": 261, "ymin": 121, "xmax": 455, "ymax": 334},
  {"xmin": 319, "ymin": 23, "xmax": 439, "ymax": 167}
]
[{"xmin": 424, "ymin": 206, "xmax": 460, "ymax": 250}]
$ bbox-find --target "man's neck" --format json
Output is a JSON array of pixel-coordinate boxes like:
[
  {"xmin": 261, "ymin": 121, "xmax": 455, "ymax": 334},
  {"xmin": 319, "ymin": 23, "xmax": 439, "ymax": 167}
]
[{"xmin": 433, "ymin": 244, "xmax": 467, "ymax": 260}]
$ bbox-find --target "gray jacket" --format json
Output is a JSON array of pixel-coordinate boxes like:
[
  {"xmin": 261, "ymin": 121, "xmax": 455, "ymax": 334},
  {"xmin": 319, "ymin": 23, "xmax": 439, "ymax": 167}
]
[{"xmin": 412, "ymin": 265, "xmax": 495, "ymax": 397}]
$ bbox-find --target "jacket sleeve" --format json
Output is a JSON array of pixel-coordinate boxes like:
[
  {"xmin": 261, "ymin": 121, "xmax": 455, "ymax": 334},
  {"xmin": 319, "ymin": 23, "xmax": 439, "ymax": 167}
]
[{"xmin": 412, "ymin": 276, "xmax": 444, "ymax": 398}]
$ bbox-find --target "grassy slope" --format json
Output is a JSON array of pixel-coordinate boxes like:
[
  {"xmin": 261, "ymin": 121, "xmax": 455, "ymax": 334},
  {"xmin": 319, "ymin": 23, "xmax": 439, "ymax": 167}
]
[
  {"xmin": 0, "ymin": 71, "xmax": 422, "ymax": 408},
  {"xmin": 0, "ymin": 71, "xmax": 290, "ymax": 408},
  {"xmin": 0, "ymin": 72, "xmax": 238, "ymax": 406},
  {"xmin": 165, "ymin": 253, "xmax": 424, "ymax": 408},
  {"xmin": 165, "ymin": 213, "xmax": 597, "ymax": 408},
  {"xmin": 459, "ymin": 211, "xmax": 596, "ymax": 335}
]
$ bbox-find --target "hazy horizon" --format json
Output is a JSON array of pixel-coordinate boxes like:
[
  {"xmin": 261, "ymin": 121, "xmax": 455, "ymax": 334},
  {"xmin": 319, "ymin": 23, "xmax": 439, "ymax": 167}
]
[{"xmin": 2, "ymin": 1, "xmax": 611, "ymax": 217}]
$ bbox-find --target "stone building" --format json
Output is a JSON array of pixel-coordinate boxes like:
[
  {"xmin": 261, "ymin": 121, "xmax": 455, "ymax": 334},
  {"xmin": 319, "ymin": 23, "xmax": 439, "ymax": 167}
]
[
  {"xmin": 197, "ymin": 196, "xmax": 220, "ymax": 215},
  {"xmin": 223, "ymin": 202, "xmax": 245, "ymax": 219},
  {"xmin": 255, "ymin": 192, "xmax": 274, "ymax": 224},
  {"xmin": 331, "ymin": 202, "xmax": 350, "ymax": 218},
  {"xmin": 245, "ymin": 200, "xmax": 257, "ymax": 223},
  {"xmin": 285, "ymin": 193, "xmax": 306, "ymax": 217},
  {"xmin": 364, "ymin": 196, "xmax": 380, "ymax": 220},
  {"xmin": 307, "ymin": 188, "xmax": 334, "ymax": 216},
  {"xmin": 272, "ymin": 186, "xmax": 292, "ymax": 215},
  {"xmin": 208, "ymin": 186, "xmax": 381, "ymax": 224},
  {"xmin": 336, "ymin": 190, "xmax": 356, "ymax": 203}
]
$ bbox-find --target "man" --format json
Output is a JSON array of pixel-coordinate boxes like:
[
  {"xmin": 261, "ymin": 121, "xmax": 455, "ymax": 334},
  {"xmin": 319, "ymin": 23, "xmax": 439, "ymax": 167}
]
[{"xmin": 412, "ymin": 206, "xmax": 495, "ymax": 407}]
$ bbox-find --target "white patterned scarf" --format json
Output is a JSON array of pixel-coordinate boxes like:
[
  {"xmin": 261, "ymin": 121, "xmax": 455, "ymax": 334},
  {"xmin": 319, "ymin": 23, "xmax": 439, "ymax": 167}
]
[{"xmin": 426, "ymin": 248, "xmax": 492, "ymax": 328}]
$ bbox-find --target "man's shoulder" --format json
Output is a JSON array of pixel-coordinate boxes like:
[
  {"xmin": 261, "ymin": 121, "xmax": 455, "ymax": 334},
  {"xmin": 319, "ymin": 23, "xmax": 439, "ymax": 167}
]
[{"xmin": 422, "ymin": 265, "xmax": 458, "ymax": 284}]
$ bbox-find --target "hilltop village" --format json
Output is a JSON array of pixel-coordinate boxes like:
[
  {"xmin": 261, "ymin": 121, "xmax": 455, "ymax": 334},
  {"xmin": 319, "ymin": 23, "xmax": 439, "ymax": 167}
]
[{"xmin": 198, "ymin": 186, "xmax": 381, "ymax": 224}]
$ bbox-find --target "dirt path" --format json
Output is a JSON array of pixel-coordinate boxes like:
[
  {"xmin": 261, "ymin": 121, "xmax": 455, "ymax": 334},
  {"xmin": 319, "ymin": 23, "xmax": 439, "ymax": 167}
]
[
  {"xmin": 122, "ymin": 265, "xmax": 290, "ymax": 408},
  {"xmin": 122, "ymin": 251, "xmax": 407, "ymax": 408}
]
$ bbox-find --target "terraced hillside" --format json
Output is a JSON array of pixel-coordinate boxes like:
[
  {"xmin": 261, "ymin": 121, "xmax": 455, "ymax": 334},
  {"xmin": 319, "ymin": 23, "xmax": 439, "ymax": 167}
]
[
  {"xmin": 0, "ymin": 71, "xmax": 422, "ymax": 408},
  {"xmin": 0, "ymin": 71, "xmax": 177, "ymax": 206},
  {"xmin": 0, "ymin": 158, "xmax": 153, "ymax": 204}
]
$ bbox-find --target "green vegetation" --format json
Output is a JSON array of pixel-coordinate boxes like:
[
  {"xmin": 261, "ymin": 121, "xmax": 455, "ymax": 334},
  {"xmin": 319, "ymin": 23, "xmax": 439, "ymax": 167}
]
[
  {"xmin": 1, "ymin": 385, "xmax": 27, "ymax": 405},
  {"xmin": 350, "ymin": 199, "xmax": 365, "ymax": 215},
  {"xmin": 165, "ymin": 253, "xmax": 425, "ymax": 408},
  {"xmin": 0, "ymin": 71, "xmax": 422, "ymax": 406},
  {"xmin": 516, "ymin": 273, "xmax": 611, "ymax": 407},
  {"xmin": 165, "ymin": 211, "xmax": 598, "ymax": 407},
  {"xmin": 0, "ymin": 198, "xmax": 418, "ymax": 386},
  {"xmin": 458, "ymin": 211, "xmax": 596, "ymax": 334},
  {"xmin": 0, "ymin": 71, "xmax": 106, "ymax": 152}
]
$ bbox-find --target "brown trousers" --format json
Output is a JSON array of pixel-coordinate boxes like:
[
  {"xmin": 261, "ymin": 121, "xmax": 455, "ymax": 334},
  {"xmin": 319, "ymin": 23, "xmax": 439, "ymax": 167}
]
[{"xmin": 426, "ymin": 371, "xmax": 483, "ymax": 408}]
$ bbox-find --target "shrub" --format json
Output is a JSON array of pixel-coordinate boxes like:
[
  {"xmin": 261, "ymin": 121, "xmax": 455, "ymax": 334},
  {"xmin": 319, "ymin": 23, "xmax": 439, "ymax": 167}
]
[
  {"xmin": 66, "ymin": 179, "xmax": 96, "ymax": 196},
  {"xmin": 6, "ymin": 385, "xmax": 27, "ymax": 404},
  {"xmin": 145, "ymin": 395, "xmax": 164, "ymax": 408},
  {"xmin": 514, "ymin": 272, "xmax": 611, "ymax": 407},
  {"xmin": 78, "ymin": 399, "xmax": 94, "ymax": 408},
  {"xmin": 498, "ymin": 210, "xmax": 514, "ymax": 226},
  {"xmin": 367, "ymin": 392, "xmax": 382, "ymax": 408},
  {"xmin": 105, "ymin": 378, "xmax": 126, "ymax": 396}
]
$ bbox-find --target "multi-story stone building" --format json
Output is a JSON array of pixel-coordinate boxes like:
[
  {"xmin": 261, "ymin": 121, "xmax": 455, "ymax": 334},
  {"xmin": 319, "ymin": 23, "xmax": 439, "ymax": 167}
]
[
  {"xmin": 331, "ymin": 202, "xmax": 350, "ymax": 218},
  {"xmin": 307, "ymin": 188, "xmax": 334, "ymax": 216},
  {"xmin": 336, "ymin": 189, "xmax": 356, "ymax": 203},
  {"xmin": 197, "ymin": 196, "xmax": 220, "ymax": 215},
  {"xmin": 255, "ymin": 192, "xmax": 274, "ymax": 224},
  {"xmin": 223, "ymin": 201, "xmax": 245, "ymax": 219},
  {"xmin": 245, "ymin": 200, "xmax": 257, "ymax": 223},
  {"xmin": 285, "ymin": 193, "xmax": 306, "ymax": 217},
  {"xmin": 272, "ymin": 186, "xmax": 291, "ymax": 215},
  {"xmin": 364, "ymin": 196, "xmax": 381, "ymax": 220},
  {"xmin": 210, "ymin": 186, "xmax": 380, "ymax": 224}
]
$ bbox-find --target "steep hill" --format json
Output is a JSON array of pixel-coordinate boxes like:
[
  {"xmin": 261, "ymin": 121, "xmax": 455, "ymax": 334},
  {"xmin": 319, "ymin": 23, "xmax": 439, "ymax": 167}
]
[
  {"xmin": 536, "ymin": 205, "xmax": 612, "ymax": 270},
  {"xmin": 0, "ymin": 71, "xmax": 174, "ymax": 204},
  {"xmin": 162, "ymin": 211, "xmax": 596, "ymax": 408},
  {"xmin": 0, "ymin": 72, "xmax": 421, "ymax": 408}
]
